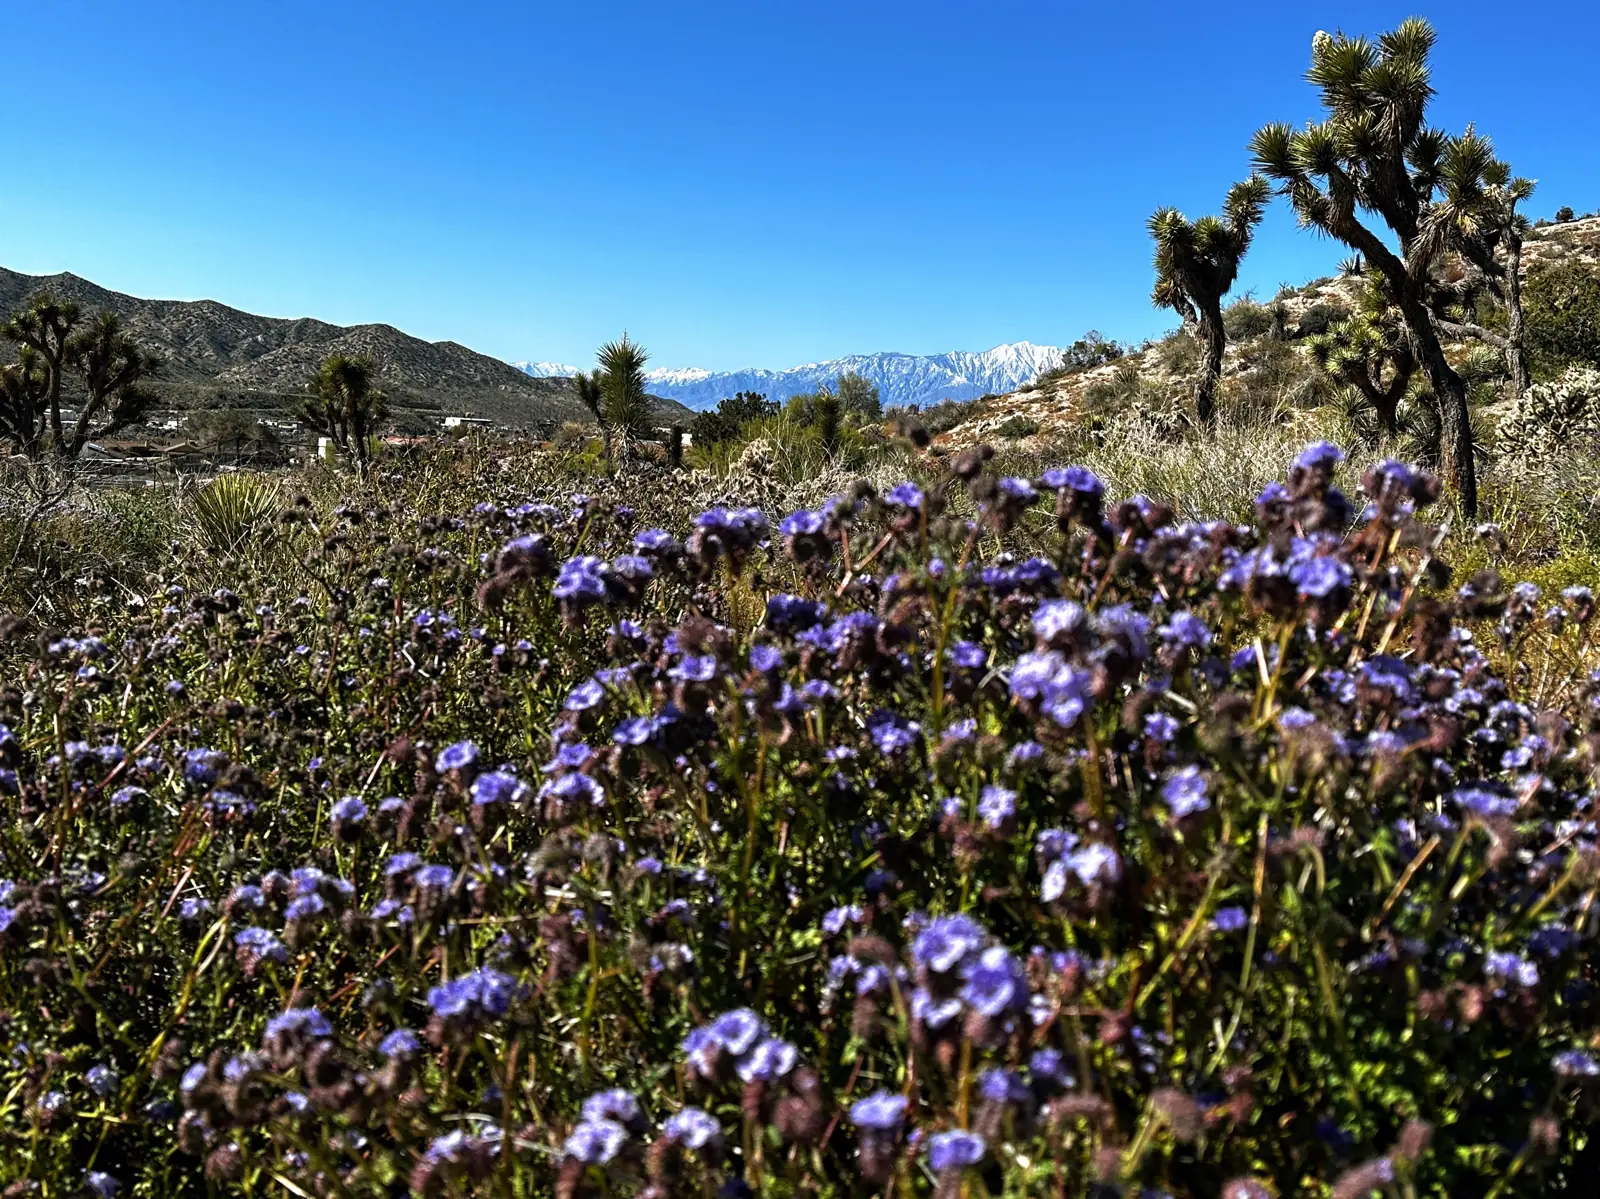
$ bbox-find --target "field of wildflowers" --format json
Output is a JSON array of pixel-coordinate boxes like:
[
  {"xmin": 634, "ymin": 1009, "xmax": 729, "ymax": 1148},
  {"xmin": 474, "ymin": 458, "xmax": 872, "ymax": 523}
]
[{"xmin": 1, "ymin": 438, "xmax": 1598, "ymax": 1197}]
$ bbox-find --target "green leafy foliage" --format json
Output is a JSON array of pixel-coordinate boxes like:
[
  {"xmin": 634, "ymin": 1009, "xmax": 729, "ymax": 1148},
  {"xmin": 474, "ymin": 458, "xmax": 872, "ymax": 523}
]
[
  {"xmin": 1523, "ymin": 262, "xmax": 1600, "ymax": 378},
  {"xmin": 689, "ymin": 391, "xmax": 779, "ymax": 447}
]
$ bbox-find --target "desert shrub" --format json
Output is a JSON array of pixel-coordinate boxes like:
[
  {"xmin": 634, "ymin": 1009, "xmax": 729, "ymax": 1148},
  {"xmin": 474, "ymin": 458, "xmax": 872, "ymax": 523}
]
[
  {"xmin": 91, "ymin": 487, "xmax": 183, "ymax": 560},
  {"xmin": 917, "ymin": 397, "xmax": 983, "ymax": 435},
  {"xmin": 1222, "ymin": 298, "xmax": 1281, "ymax": 341},
  {"xmin": 1059, "ymin": 329, "xmax": 1125, "ymax": 370},
  {"xmin": 1523, "ymin": 261, "xmax": 1600, "ymax": 379},
  {"xmin": 1152, "ymin": 329, "xmax": 1200, "ymax": 375},
  {"xmin": 992, "ymin": 413, "xmax": 1041, "ymax": 440},
  {"xmin": 1035, "ymin": 332, "xmax": 1126, "ymax": 388},
  {"xmin": 2, "ymin": 440, "xmax": 1600, "ymax": 1198},
  {"xmin": 1081, "ymin": 360, "xmax": 1147, "ymax": 413},
  {"xmin": 1221, "ymin": 337, "xmax": 1330, "ymax": 424},
  {"xmin": 1291, "ymin": 300, "xmax": 1350, "ymax": 340},
  {"xmin": 689, "ymin": 406, "xmax": 878, "ymax": 486},
  {"xmin": 554, "ymin": 419, "xmax": 591, "ymax": 447},
  {"xmin": 1476, "ymin": 449, "xmax": 1600, "ymax": 566},
  {"xmin": 690, "ymin": 392, "xmax": 779, "ymax": 448},
  {"xmin": 1555, "ymin": 205, "xmax": 1575, "ymax": 223}
]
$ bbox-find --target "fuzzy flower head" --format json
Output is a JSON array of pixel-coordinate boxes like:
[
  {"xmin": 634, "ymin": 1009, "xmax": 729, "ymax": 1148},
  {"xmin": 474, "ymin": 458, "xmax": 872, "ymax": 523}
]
[
  {"xmin": 1161, "ymin": 766, "xmax": 1210, "ymax": 819},
  {"xmin": 564, "ymin": 1119, "xmax": 627, "ymax": 1164},
  {"xmin": 470, "ymin": 770, "xmax": 529, "ymax": 806},
  {"xmin": 427, "ymin": 968, "xmax": 520, "ymax": 1029},
  {"xmin": 850, "ymin": 1091, "xmax": 909, "ymax": 1131},
  {"xmin": 912, "ymin": 914, "xmax": 986, "ymax": 974},
  {"xmin": 435, "ymin": 740, "xmax": 479, "ymax": 773},
  {"xmin": 976, "ymin": 785, "xmax": 1017, "ymax": 830},
  {"xmin": 927, "ymin": 1130, "xmax": 986, "ymax": 1172},
  {"xmin": 664, "ymin": 1107, "xmax": 722, "ymax": 1149},
  {"xmin": 959, "ymin": 946, "xmax": 1027, "ymax": 1017}
]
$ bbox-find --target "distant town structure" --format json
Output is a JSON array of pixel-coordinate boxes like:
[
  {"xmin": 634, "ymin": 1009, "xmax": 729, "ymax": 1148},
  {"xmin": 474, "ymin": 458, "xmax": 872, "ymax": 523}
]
[{"xmin": 442, "ymin": 415, "xmax": 494, "ymax": 429}]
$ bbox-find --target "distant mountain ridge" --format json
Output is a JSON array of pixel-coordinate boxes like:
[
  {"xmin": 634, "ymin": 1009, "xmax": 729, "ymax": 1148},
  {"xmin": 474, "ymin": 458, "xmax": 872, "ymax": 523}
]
[
  {"xmin": 0, "ymin": 267, "xmax": 691, "ymax": 431},
  {"xmin": 514, "ymin": 342, "xmax": 1068, "ymax": 411}
]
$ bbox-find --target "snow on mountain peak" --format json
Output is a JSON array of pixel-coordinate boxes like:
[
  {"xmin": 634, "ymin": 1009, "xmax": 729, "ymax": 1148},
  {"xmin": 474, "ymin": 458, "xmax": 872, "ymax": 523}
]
[
  {"xmin": 513, "ymin": 361, "xmax": 584, "ymax": 379},
  {"xmin": 510, "ymin": 342, "xmax": 1065, "ymax": 411},
  {"xmin": 643, "ymin": 366, "xmax": 714, "ymax": 386}
]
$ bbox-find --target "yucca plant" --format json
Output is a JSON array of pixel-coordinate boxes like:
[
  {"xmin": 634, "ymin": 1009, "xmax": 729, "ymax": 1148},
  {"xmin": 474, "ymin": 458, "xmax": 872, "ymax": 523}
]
[
  {"xmin": 187, "ymin": 471, "xmax": 283, "ymax": 554},
  {"xmin": 597, "ymin": 334, "xmax": 654, "ymax": 444},
  {"xmin": 1305, "ymin": 278, "xmax": 1417, "ymax": 435}
]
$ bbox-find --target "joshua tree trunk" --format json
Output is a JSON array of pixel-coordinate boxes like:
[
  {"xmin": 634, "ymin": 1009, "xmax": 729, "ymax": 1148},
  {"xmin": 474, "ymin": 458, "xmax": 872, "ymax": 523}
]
[
  {"xmin": 1347, "ymin": 353, "xmax": 1413, "ymax": 437},
  {"xmin": 1341, "ymin": 228, "xmax": 1480, "ymax": 517},
  {"xmin": 1194, "ymin": 303, "xmax": 1225, "ymax": 424},
  {"xmin": 47, "ymin": 372, "xmax": 65, "ymax": 452},
  {"xmin": 1504, "ymin": 234, "xmax": 1531, "ymax": 396},
  {"xmin": 1349, "ymin": 375, "xmax": 1400, "ymax": 436},
  {"xmin": 1402, "ymin": 296, "xmax": 1478, "ymax": 517}
]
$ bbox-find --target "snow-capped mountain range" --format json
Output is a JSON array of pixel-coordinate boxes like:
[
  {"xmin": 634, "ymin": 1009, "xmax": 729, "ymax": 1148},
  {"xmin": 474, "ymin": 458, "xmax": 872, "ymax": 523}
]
[{"xmin": 512, "ymin": 342, "xmax": 1066, "ymax": 412}]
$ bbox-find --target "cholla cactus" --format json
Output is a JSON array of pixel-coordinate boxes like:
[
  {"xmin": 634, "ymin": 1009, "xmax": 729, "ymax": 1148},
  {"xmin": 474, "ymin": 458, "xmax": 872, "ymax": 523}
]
[{"xmin": 1495, "ymin": 365, "xmax": 1600, "ymax": 457}]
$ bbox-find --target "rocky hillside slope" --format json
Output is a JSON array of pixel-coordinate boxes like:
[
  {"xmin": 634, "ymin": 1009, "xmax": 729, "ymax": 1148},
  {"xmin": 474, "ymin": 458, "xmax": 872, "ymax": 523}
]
[{"xmin": 0, "ymin": 268, "xmax": 691, "ymax": 432}]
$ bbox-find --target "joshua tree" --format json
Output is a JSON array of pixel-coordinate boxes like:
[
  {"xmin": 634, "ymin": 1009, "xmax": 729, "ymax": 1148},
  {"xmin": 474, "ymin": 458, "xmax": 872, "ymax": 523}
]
[
  {"xmin": 2, "ymin": 302, "xmax": 161, "ymax": 459},
  {"xmin": 295, "ymin": 354, "xmax": 387, "ymax": 477},
  {"xmin": 1306, "ymin": 278, "xmax": 1416, "ymax": 435},
  {"xmin": 2, "ymin": 294, "xmax": 81, "ymax": 451},
  {"xmin": 574, "ymin": 369, "xmax": 610, "ymax": 461},
  {"xmin": 1250, "ymin": 20, "xmax": 1488, "ymax": 515},
  {"xmin": 1148, "ymin": 176, "xmax": 1271, "ymax": 423},
  {"xmin": 63, "ymin": 312, "xmax": 161, "ymax": 456},
  {"xmin": 597, "ymin": 334, "xmax": 654, "ymax": 445},
  {"xmin": 1418, "ymin": 130, "xmax": 1535, "ymax": 395},
  {"xmin": 0, "ymin": 347, "xmax": 50, "ymax": 458}
]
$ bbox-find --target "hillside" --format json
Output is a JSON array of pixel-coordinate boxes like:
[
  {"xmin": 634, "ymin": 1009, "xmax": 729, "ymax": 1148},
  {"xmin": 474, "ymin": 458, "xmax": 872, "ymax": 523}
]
[{"xmin": 0, "ymin": 268, "xmax": 692, "ymax": 432}]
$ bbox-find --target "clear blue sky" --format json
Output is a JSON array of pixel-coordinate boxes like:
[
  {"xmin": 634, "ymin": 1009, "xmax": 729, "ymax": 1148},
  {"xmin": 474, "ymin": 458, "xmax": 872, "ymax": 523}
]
[{"xmin": 2, "ymin": 1, "xmax": 1594, "ymax": 371}]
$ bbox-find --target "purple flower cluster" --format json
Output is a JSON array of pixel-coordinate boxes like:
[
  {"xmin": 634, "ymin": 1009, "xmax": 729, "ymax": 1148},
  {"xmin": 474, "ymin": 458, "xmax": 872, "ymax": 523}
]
[{"xmin": 4, "ymin": 440, "xmax": 1598, "ymax": 1196}]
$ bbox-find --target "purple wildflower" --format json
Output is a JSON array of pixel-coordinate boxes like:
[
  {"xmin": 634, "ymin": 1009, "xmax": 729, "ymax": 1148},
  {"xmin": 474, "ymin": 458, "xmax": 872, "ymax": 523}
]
[{"xmin": 927, "ymin": 1130, "xmax": 986, "ymax": 1171}]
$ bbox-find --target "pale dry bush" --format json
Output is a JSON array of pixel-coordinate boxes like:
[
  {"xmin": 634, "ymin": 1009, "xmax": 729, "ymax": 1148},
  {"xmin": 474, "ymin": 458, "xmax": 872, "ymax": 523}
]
[
  {"xmin": 1495, "ymin": 365, "xmax": 1600, "ymax": 459},
  {"xmin": 991, "ymin": 406, "xmax": 1345, "ymax": 524},
  {"xmin": 1478, "ymin": 449, "xmax": 1600, "ymax": 555},
  {"xmin": 686, "ymin": 436, "xmax": 915, "ymax": 517}
]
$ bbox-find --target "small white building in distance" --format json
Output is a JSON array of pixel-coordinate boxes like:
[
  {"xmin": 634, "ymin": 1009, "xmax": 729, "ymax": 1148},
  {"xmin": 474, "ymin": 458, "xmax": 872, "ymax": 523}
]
[{"xmin": 442, "ymin": 416, "xmax": 494, "ymax": 429}]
